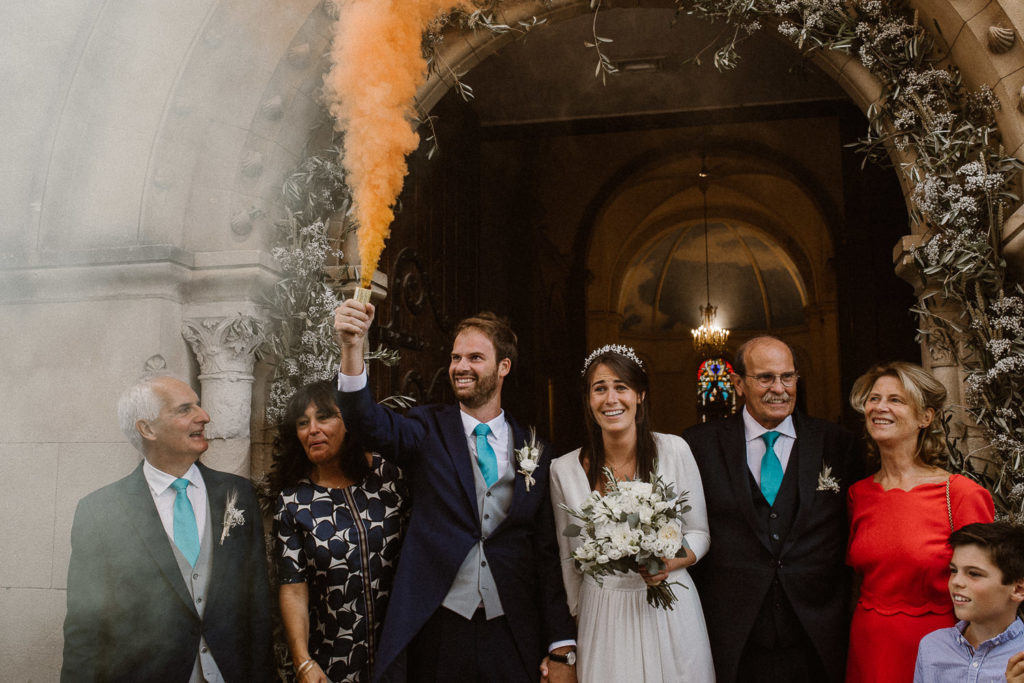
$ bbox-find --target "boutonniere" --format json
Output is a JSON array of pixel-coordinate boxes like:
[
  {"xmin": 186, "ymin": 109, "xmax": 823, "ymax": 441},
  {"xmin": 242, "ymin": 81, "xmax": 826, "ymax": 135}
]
[
  {"xmin": 220, "ymin": 488, "xmax": 246, "ymax": 544},
  {"xmin": 514, "ymin": 426, "xmax": 543, "ymax": 492},
  {"xmin": 816, "ymin": 464, "xmax": 841, "ymax": 493}
]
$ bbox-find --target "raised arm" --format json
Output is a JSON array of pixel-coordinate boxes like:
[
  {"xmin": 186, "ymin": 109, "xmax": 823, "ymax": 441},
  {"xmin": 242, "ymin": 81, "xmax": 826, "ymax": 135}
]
[
  {"xmin": 332, "ymin": 300, "xmax": 427, "ymax": 468},
  {"xmin": 334, "ymin": 299, "xmax": 374, "ymax": 378}
]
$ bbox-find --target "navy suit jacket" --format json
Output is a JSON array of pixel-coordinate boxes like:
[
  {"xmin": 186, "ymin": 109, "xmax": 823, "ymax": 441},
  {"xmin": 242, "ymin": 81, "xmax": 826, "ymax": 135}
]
[
  {"xmin": 337, "ymin": 386, "xmax": 575, "ymax": 682},
  {"xmin": 683, "ymin": 411, "xmax": 862, "ymax": 683},
  {"xmin": 61, "ymin": 462, "xmax": 274, "ymax": 683}
]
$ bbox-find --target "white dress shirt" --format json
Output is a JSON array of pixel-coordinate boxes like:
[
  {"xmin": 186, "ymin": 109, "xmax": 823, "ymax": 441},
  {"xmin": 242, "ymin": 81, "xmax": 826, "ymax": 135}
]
[
  {"xmin": 460, "ymin": 409, "xmax": 510, "ymax": 477},
  {"xmin": 742, "ymin": 407, "xmax": 796, "ymax": 486},
  {"xmin": 143, "ymin": 460, "xmax": 208, "ymax": 543}
]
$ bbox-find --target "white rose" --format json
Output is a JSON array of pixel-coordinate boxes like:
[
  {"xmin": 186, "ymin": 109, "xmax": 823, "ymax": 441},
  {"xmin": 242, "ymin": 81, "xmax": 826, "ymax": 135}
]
[
  {"xmin": 656, "ymin": 521, "xmax": 683, "ymax": 556},
  {"xmin": 609, "ymin": 523, "xmax": 632, "ymax": 548},
  {"xmin": 630, "ymin": 481, "xmax": 653, "ymax": 497},
  {"xmin": 518, "ymin": 458, "xmax": 538, "ymax": 473}
]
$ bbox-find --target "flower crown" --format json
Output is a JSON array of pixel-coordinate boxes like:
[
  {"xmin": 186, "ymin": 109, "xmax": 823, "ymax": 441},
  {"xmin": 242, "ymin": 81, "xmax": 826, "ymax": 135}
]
[{"xmin": 581, "ymin": 344, "xmax": 644, "ymax": 375}]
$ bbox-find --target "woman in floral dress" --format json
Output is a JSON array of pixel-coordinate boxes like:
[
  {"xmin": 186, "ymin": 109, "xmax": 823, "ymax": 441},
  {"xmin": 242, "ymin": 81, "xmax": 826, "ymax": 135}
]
[{"xmin": 272, "ymin": 380, "xmax": 408, "ymax": 683}]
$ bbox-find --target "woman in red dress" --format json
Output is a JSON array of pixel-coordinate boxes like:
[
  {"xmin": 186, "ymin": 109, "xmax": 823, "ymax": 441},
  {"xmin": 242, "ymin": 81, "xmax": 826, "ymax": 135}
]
[{"xmin": 845, "ymin": 362, "xmax": 994, "ymax": 683}]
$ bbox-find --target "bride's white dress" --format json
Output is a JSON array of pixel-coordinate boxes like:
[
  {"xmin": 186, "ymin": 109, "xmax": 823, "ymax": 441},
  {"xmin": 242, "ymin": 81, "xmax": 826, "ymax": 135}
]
[{"xmin": 550, "ymin": 433, "xmax": 716, "ymax": 683}]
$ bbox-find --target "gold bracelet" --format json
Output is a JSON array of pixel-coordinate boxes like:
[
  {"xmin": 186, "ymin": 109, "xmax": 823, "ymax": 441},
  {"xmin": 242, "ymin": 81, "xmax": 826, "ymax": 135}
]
[{"xmin": 296, "ymin": 659, "xmax": 315, "ymax": 676}]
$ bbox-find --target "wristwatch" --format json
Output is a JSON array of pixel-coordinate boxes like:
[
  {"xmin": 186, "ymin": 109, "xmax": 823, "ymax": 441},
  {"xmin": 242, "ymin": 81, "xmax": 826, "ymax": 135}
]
[{"xmin": 549, "ymin": 649, "xmax": 577, "ymax": 666}]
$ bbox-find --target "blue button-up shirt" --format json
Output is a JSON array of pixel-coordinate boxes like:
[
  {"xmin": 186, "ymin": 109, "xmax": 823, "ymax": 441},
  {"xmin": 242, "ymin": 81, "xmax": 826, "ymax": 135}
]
[{"xmin": 914, "ymin": 618, "xmax": 1024, "ymax": 683}]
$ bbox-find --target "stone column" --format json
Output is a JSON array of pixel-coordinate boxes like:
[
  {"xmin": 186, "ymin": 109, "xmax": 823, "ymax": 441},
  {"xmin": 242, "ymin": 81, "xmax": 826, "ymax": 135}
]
[
  {"xmin": 182, "ymin": 315, "xmax": 264, "ymax": 477},
  {"xmin": 893, "ymin": 235, "xmax": 986, "ymax": 456}
]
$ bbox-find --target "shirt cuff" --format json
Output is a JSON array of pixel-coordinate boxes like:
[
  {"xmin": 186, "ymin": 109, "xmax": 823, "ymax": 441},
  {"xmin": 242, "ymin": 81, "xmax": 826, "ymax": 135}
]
[
  {"xmin": 337, "ymin": 368, "xmax": 368, "ymax": 392},
  {"xmin": 549, "ymin": 640, "xmax": 576, "ymax": 652}
]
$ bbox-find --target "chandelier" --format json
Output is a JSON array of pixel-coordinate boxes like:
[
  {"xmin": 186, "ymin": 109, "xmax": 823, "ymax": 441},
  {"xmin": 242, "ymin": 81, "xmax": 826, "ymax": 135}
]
[{"xmin": 691, "ymin": 160, "xmax": 730, "ymax": 359}]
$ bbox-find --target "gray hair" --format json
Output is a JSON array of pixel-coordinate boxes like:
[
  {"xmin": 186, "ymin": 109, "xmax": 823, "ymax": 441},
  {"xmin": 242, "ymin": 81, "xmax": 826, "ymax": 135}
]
[{"xmin": 117, "ymin": 374, "xmax": 170, "ymax": 453}]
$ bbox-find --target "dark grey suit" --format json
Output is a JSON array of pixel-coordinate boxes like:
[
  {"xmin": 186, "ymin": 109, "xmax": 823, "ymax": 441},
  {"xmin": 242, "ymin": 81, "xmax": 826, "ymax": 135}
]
[
  {"xmin": 61, "ymin": 462, "xmax": 273, "ymax": 682},
  {"xmin": 683, "ymin": 411, "xmax": 862, "ymax": 683}
]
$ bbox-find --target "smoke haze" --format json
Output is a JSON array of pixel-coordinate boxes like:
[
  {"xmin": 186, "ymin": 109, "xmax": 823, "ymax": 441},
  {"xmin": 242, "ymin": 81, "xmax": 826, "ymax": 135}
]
[{"xmin": 325, "ymin": 0, "xmax": 469, "ymax": 286}]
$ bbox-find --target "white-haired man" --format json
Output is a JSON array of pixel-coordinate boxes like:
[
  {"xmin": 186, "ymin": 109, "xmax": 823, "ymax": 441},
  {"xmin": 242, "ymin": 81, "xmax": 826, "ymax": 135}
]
[{"xmin": 61, "ymin": 375, "xmax": 273, "ymax": 682}]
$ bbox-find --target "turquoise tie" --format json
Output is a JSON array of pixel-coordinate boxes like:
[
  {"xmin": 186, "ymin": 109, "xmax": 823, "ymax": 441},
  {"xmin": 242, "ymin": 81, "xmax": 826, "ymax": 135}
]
[
  {"xmin": 760, "ymin": 431, "xmax": 783, "ymax": 506},
  {"xmin": 473, "ymin": 423, "xmax": 498, "ymax": 488},
  {"xmin": 170, "ymin": 478, "xmax": 200, "ymax": 566}
]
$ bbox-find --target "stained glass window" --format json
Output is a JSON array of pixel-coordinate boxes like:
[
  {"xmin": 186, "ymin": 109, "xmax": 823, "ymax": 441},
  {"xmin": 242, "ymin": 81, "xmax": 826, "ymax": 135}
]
[{"xmin": 697, "ymin": 358, "xmax": 736, "ymax": 423}]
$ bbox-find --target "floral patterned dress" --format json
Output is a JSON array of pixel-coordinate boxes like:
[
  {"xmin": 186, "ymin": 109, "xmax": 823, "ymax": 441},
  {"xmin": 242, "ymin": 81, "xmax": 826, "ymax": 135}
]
[{"xmin": 275, "ymin": 455, "xmax": 408, "ymax": 683}]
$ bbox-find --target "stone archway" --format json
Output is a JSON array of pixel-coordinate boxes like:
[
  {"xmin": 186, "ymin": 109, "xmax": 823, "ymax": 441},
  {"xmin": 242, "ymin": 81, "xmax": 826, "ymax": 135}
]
[{"xmin": 416, "ymin": 0, "xmax": 1024, "ymax": 415}]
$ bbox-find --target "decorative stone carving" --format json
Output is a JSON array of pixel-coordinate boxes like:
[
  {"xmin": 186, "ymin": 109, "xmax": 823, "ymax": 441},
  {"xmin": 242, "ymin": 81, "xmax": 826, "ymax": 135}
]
[
  {"xmin": 144, "ymin": 354, "xmax": 167, "ymax": 373},
  {"xmin": 261, "ymin": 95, "xmax": 284, "ymax": 121},
  {"xmin": 288, "ymin": 43, "xmax": 311, "ymax": 67},
  {"xmin": 230, "ymin": 207, "xmax": 261, "ymax": 236},
  {"xmin": 182, "ymin": 315, "xmax": 265, "ymax": 476},
  {"xmin": 988, "ymin": 25, "xmax": 1016, "ymax": 54},
  {"xmin": 321, "ymin": 0, "xmax": 340, "ymax": 20},
  {"xmin": 924, "ymin": 323, "xmax": 956, "ymax": 367},
  {"xmin": 241, "ymin": 151, "xmax": 263, "ymax": 178}
]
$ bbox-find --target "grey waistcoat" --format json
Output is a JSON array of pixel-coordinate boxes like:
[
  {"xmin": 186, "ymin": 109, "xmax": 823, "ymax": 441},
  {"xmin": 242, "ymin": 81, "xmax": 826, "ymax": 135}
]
[
  {"xmin": 442, "ymin": 437, "xmax": 516, "ymax": 619},
  {"xmin": 170, "ymin": 498, "xmax": 225, "ymax": 683}
]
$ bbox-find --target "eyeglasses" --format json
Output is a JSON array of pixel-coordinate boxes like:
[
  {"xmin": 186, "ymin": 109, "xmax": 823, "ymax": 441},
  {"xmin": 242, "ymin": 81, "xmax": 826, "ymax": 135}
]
[{"xmin": 745, "ymin": 372, "xmax": 799, "ymax": 388}]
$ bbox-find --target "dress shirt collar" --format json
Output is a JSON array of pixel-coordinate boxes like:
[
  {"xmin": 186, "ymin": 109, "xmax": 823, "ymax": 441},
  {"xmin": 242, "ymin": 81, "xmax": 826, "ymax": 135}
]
[
  {"xmin": 143, "ymin": 459, "xmax": 203, "ymax": 496},
  {"xmin": 460, "ymin": 409, "xmax": 508, "ymax": 443},
  {"xmin": 742, "ymin": 407, "xmax": 796, "ymax": 442},
  {"xmin": 954, "ymin": 617, "xmax": 1024, "ymax": 651}
]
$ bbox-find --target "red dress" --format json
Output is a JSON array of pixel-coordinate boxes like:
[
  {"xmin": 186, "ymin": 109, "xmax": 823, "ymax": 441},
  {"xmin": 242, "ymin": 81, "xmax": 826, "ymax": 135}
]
[{"xmin": 845, "ymin": 474, "xmax": 994, "ymax": 683}]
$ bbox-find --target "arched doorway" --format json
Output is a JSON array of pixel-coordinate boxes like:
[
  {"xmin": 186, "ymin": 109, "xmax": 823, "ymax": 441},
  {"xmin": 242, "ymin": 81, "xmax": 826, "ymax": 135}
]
[{"xmin": 378, "ymin": 3, "xmax": 926, "ymax": 449}]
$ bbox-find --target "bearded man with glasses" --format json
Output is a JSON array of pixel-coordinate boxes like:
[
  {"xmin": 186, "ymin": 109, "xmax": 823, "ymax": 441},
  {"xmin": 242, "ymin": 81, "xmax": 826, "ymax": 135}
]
[{"xmin": 683, "ymin": 336, "xmax": 863, "ymax": 683}]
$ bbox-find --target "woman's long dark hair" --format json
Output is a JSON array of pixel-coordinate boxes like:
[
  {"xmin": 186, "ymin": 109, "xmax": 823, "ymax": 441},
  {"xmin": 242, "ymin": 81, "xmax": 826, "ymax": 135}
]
[
  {"xmin": 269, "ymin": 380, "xmax": 369, "ymax": 493},
  {"xmin": 580, "ymin": 351, "xmax": 658, "ymax": 491}
]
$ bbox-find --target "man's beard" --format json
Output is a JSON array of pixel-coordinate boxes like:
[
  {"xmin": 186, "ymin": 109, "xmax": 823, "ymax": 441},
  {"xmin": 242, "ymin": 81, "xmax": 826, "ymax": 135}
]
[{"xmin": 451, "ymin": 368, "xmax": 499, "ymax": 408}]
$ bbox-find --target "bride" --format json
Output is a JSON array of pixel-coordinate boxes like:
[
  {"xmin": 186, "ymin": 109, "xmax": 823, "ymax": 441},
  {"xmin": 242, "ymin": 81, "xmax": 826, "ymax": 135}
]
[{"xmin": 548, "ymin": 345, "xmax": 715, "ymax": 683}]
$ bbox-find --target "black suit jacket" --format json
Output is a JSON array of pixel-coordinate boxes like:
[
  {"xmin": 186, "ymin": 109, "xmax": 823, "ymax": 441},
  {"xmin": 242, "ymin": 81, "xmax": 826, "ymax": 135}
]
[
  {"xmin": 61, "ymin": 462, "xmax": 273, "ymax": 683},
  {"xmin": 337, "ymin": 386, "xmax": 575, "ymax": 683},
  {"xmin": 683, "ymin": 411, "xmax": 861, "ymax": 683}
]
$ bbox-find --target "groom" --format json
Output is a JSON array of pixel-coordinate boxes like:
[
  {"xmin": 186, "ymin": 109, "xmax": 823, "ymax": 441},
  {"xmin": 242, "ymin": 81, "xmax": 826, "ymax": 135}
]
[{"xmin": 334, "ymin": 301, "xmax": 576, "ymax": 683}]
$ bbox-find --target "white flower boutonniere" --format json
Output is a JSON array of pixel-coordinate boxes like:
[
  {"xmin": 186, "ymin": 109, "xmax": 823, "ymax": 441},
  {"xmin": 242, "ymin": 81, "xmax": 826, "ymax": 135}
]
[
  {"xmin": 220, "ymin": 488, "xmax": 246, "ymax": 545},
  {"xmin": 515, "ymin": 426, "xmax": 543, "ymax": 492},
  {"xmin": 816, "ymin": 464, "xmax": 841, "ymax": 493}
]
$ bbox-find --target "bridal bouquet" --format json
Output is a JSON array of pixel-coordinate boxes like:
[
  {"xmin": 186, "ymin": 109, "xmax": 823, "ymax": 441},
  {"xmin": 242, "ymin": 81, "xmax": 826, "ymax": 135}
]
[{"xmin": 560, "ymin": 469, "xmax": 691, "ymax": 610}]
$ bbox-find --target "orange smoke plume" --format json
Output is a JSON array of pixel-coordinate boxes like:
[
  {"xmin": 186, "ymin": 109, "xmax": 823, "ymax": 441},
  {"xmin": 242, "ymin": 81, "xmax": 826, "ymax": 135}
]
[{"xmin": 325, "ymin": 0, "xmax": 469, "ymax": 287}]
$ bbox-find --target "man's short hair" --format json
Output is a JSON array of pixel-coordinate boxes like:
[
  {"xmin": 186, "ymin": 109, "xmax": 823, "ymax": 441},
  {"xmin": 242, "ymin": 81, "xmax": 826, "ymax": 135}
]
[
  {"xmin": 949, "ymin": 521, "xmax": 1024, "ymax": 584},
  {"xmin": 732, "ymin": 336, "xmax": 798, "ymax": 376},
  {"xmin": 454, "ymin": 312, "xmax": 518, "ymax": 367},
  {"xmin": 117, "ymin": 375, "xmax": 169, "ymax": 453}
]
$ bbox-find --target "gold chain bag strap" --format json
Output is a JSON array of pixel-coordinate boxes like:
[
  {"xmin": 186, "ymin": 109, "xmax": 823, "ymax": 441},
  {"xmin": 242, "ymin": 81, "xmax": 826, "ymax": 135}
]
[{"xmin": 946, "ymin": 478, "xmax": 954, "ymax": 532}]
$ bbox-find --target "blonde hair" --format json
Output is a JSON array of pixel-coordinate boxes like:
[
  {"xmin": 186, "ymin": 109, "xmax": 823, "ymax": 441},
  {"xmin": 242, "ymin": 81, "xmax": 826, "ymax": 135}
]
[{"xmin": 849, "ymin": 361, "xmax": 947, "ymax": 465}]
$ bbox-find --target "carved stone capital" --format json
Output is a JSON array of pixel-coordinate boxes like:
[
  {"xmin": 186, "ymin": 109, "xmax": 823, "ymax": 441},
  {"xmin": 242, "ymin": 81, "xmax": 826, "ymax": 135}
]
[
  {"xmin": 181, "ymin": 315, "xmax": 264, "ymax": 379},
  {"xmin": 182, "ymin": 316, "xmax": 265, "ymax": 474},
  {"xmin": 893, "ymin": 233, "xmax": 929, "ymax": 292}
]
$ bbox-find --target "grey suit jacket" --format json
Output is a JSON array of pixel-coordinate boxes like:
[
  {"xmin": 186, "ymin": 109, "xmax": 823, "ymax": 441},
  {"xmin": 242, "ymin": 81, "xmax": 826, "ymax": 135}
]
[{"xmin": 61, "ymin": 462, "xmax": 274, "ymax": 683}]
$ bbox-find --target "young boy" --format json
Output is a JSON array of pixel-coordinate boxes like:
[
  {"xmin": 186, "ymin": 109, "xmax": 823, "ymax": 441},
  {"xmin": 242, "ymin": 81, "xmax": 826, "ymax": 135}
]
[{"xmin": 914, "ymin": 521, "xmax": 1024, "ymax": 683}]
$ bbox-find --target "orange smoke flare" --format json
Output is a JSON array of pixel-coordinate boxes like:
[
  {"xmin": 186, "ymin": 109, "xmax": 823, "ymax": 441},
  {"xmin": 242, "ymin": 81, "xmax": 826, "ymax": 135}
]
[{"xmin": 325, "ymin": 0, "xmax": 469, "ymax": 287}]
